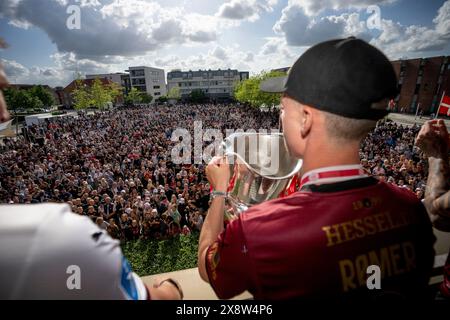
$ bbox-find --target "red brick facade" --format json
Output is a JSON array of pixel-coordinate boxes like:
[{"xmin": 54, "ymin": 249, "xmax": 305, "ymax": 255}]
[{"xmin": 391, "ymin": 56, "xmax": 450, "ymax": 114}]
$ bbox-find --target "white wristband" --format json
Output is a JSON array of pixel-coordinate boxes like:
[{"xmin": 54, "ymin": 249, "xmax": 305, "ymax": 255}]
[{"xmin": 211, "ymin": 190, "xmax": 227, "ymax": 199}]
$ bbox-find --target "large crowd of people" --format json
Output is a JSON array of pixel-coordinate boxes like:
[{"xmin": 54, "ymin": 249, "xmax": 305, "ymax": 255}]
[
  {"xmin": 361, "ymin": 120, "xmax": 427, "ymax": 198},
  {"xmin": 0, "ymin": 104, "xmax": 278, "ymax": 241},
  {"xmin": 0, "ymin": 104, "xmax": 429, "ymax": 242}
]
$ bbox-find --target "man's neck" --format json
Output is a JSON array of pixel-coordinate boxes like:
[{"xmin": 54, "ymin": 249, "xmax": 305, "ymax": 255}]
[{"xmin": 300, "ymin": 143, "xmax": 361, "ymax": 176}]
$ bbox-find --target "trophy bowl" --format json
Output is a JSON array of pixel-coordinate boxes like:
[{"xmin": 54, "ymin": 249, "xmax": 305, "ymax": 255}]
[{"xmin": 222, "ymin": 132, "xmax": 302, "ymax": 215}]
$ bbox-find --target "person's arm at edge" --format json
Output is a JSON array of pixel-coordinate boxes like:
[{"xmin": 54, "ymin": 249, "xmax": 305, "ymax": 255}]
[
  {"xmin": 198, "ymin": 156, "xmax": 229, "ymax": 283},
  {"xmin": 424, "ymin": 156, "xmax": 450, "ymax": 214},
  {"xmin": 415, "ymin": 120, "xmax": 450, "ymax": 229},
  {"xmin": 424, "ymin": 156, "xmax": 450, "ymax": 231},
  {"xmin": 198, "ymin": 197, "xmax": 226, "ymax": 283},
  {"xmin": 146, "ymin": 279, "xmax": 183, "ymax": 300}
]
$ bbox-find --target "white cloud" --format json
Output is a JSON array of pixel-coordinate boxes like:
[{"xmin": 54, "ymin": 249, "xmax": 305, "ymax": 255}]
[
  {"xmin": 272, "ymin": 0, "xmax": 450, "ymax": 60},
  {"xmin": 370, "ymin": 0, "xmax": 450, "ymax": 59},
  {"xmin": 152, "ymin": 44, "xmax": 262, "ymax": 74},
  {"xmin": 216, "ymin": 0, "xmax": 278, "ymax": 22},
  {"xmin": 288, "ymin": 0, "xmax": 396, "ymax": 16},
  {"xmin": 51, "ymin": 52, "xmax": 111, "ymax": 74},
  {"xmin": 260, "ymin": 37, "xmax": 284, "ymax": 55},
  {"xmin": 3, "ymin": 0, "xmax": 450, "ymax": 88},
  {"xmin": 1, "ymin": 58, "xmax": 72, "ymax": 87},
  {"xmin": 187, "ymin": 30, "xmax": 218, "ymax": 43},
  {"xmin": 433, "ymin": 0, "xmax": 450, "ymax": 36},
  {"xmin": 257, "ymin": 37, "xmax": 299, "ymax": 70},
  {"xmin": 211, "ymin": 46, "xmax": 229, "ymax": 60},
  {"xmin": 244, "ymin": 52, "xmax": 255, "ymax": 62},
  {"xmin": 1, "ymin": 0, "xmax": 223, "ymax": 61},
  {"xmin": 273, "ymin": 4, "xmax": 370, "ymax": 46},
  {"xmin": 1, "ymin": 59, "xmax": 29, "ymax": 78},
  {"xmin": 0, "ymin": 50, "xmax": 119, "ymax": 87}
]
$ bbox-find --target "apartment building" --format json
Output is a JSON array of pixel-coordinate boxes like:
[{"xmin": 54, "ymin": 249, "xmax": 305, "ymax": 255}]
[
  {"xmin": 166, "ymin": 68, "xmax": 249, "ymax": 102},
  {"xmin": 128, "ymin": 66, "xmax": 167, "ymax": 98}
]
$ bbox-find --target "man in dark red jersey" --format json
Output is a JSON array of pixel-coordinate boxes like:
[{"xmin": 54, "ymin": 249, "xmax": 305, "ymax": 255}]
[{"xmin": 197, "ymin": 37, "xmax": 436, "ymax": 300}]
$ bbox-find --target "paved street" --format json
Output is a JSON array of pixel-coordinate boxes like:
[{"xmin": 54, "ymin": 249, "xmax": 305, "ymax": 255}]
[{"xmin": 387, "ymin": 113, "xmax": 450, "ymax": 129}]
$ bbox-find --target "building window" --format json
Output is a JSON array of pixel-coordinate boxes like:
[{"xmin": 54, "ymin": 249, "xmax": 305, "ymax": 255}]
[
  {"xmin": 154, "ymin": 85, "xmax": 160, "ymax": 89},
  {"xmin": 154, "ymin": 92, "xmax": 161, "ymax": 96},
  {"xmin": 131, "ymin": 70, "xmax": 145, "ymax": 77},
  {"xmin": 410, "ymin": 95, "xmax": 418, "ymax": 111},
  {"xmin": 132, "ymin": 78, "xmax": 146, "ymax": 85}
]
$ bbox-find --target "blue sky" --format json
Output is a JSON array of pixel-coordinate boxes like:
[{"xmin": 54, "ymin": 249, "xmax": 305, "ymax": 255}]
[{"xmin": 0, "ymin": 0, "xmax": 449, "ymax": 87}]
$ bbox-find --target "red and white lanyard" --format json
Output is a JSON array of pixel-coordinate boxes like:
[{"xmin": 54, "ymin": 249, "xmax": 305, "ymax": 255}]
[{"xmin": 300, "ymin": 165, "xmax": 368, "ymax": 189}]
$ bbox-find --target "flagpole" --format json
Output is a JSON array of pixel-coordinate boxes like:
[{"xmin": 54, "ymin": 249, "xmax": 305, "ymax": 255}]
[{"xmin": 435, "ymin": 90, "xmax": 445, "ymax": 119}]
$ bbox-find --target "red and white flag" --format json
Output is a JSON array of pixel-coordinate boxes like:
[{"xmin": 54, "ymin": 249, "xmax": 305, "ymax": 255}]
[{"xmin": 437, "ymin": 92, "xmax": 450, "ymax": 116}]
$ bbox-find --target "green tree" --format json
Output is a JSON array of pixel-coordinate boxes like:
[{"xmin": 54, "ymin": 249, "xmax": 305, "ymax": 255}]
[
  {"xmin": 72, "ymin": 79, "xmax": 92, "ymax": 110},
  {"xmin": 125, "ymin": 87, "xmax": 143, "ymax": 105},
  {"xmin": 73, "ymin": 78, "xmax": 122, "ymax": 109},
  {"xmin": 155, "ymin": 96, "xmax": 168, "ymax": 103},
  {"xmin": 90, "ymin": 78, "xmax": 111, "ymax": 109},
  {"xmin": 189, "ymin": 89, "xmax": 207, "ymax": 103},
  {"xmin": 4, "ymin": 86, "xmax": 54, "ymax": 111},
  {"xmin": 140, "ymin": 92, "xmax": 153, "ymax": 104},
  {"xmin": 167, "ymin": 87, "xmax": 181, "ymax": 100},
  {"xmin": 30, "ymin": 85, "xmax": 55, "ymax": 107},
  {"xmin": 30, "ymin": 96, "xmax": 44, "ymax": 110},
  {"xmin": 108, "ymin": 82, "xmax": 123, "ymax": 103},
  {"xmin": 3, "ymin": 88, "xmax": 20, "ymax": 111},
  {"xmin": 234, "ymin": 70, "xmax": 285, "ymax": 108},
  {"xmin": 3, "ymin": 87, "xmax": 43, "ymax": 110}
]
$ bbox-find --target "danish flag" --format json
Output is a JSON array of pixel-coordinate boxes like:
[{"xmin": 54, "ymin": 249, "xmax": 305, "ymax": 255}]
[{"xmin": 437, "ymin": 92, "xmax": 450, "ymax": 116}]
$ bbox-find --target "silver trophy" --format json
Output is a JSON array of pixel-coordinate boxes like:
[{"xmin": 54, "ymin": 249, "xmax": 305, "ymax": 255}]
[{"xmin": 222, "ymin": 132, "xmax": 302, "ymax": 216}]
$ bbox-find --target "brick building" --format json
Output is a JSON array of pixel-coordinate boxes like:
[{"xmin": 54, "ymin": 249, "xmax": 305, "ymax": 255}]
[{"xmin": 391, "ymin": 56, "xmax": 450, "ymax": 114}]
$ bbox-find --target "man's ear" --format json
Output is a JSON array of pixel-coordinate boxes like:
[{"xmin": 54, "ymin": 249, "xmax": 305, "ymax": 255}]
[{"xmin": 299, "ymin": 105, "xmax": 313, "ymax": 138}]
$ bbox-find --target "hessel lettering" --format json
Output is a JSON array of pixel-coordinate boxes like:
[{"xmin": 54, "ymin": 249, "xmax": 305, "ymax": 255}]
[{"xmin": 322, "ymin": 211, "xmax": 417, "ymax": 247}]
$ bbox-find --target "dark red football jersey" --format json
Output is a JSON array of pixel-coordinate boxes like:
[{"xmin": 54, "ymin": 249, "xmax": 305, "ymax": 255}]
[{"xmin": 205, "ymin": 177, "xmax": 436, "ymax": 300}]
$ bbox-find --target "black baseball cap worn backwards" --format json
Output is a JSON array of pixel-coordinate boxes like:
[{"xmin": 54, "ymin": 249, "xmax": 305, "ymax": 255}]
[{"xmin": 260, "ymin": 37, "xmax": 398, "ymax": 120}]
